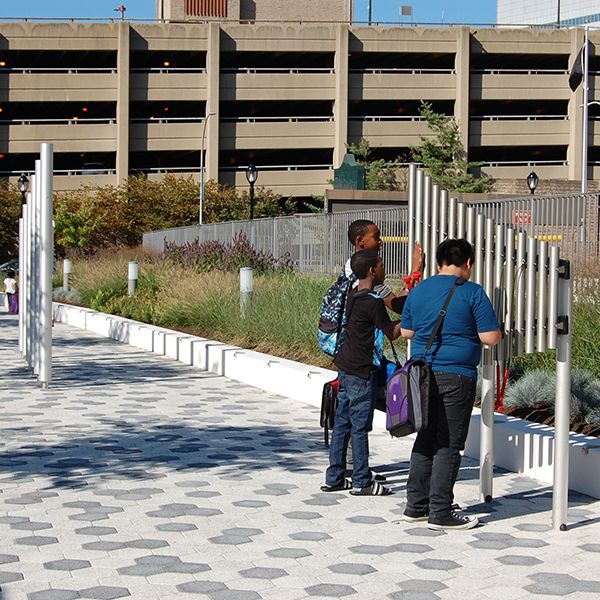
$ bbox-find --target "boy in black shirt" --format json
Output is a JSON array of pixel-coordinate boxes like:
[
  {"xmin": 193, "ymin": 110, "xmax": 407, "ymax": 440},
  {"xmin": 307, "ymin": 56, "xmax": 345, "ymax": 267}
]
[{"xmin": 321, "ymin": 250, "xmax": 402, "ymax": 496}]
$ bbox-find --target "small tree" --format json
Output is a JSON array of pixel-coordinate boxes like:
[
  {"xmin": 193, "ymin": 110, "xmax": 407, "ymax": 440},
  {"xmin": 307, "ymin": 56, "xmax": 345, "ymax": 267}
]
[
  {"xmin": 411, "ymin": 101, "xmax": 493, "ymax": 193},
  {"xmin": 346, "ymin": 138, "xmax": 405, "ymax": 191}
]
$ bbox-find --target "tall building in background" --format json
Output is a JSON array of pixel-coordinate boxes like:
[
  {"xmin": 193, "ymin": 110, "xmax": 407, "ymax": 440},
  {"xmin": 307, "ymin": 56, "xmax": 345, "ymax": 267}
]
[
  {"xmin": 156, "ymin": 0, "xmax": 354, "ymax": 22},
  {"xmin": 498, "ymin": 0, "xmax": 600, "ymax": 27}
]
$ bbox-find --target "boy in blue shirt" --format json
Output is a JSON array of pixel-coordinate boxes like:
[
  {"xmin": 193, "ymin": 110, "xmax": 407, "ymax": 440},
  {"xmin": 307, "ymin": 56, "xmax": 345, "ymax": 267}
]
[
  {"xmin": 322, "ymin": 250, "xmax": 403, "ymax": 496},
  {"xmin": 401, "ymin": 239, "xmax": 501, "ymax": 529}
]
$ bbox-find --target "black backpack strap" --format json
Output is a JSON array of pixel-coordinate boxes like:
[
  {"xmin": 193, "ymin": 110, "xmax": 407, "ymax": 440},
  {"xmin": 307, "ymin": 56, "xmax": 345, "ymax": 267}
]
[{"xmin": 424, "ymin": 277, "xmax": 465, "ymax": 353}]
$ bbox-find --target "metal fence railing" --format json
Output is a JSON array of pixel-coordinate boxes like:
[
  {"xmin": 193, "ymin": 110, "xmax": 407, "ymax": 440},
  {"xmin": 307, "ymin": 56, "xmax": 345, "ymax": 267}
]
[{"xmin": 143, "ymin": 192, "xmax": 599, "ymax": 277}]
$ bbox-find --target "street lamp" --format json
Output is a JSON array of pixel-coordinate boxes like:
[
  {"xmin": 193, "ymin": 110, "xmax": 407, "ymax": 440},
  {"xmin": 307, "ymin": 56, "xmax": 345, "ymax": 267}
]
[
  {"xmin": 199, "ymin": 111, "xmax": 216, "ymax": 225},
  {"xmin": 17, "ymin": 173, "xmax": 29, "ymax": 206},
  {"xmin": 245, "ymin": 163, "xmax": 258, "ymax": 220},
  {"xmin": 526, "ymin": 171, "xmax": 539, "ymax": 195}
]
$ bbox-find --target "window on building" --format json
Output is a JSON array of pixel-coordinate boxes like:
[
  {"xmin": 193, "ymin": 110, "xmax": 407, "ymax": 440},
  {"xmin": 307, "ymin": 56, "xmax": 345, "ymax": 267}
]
[
  {"xmin": 185, "ymin": 0, "xmax": 227, "ymax": 17},
  {"xmin": 349, "ymin": 52, "xmax": 455, "ymax": 72}
]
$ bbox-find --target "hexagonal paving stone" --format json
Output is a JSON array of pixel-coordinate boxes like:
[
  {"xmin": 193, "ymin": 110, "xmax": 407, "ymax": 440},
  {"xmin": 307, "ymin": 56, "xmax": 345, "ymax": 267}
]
[
  {"xmin": 346, "ymin": 515, "xmax": 387, "ymax": 524},
  {"xmin": 469, "ymin": 532, "xmax": 547, "ymax": 550},
  {"xmin": 0, "ymin": 554, "xmax": 19, "ymax": 565},
  {"xmin": 525, "ymin": 573, "xmax": 600, "ymax": 596},
  {"xmin": 0, "ymin": 571, "xmax": 24, "ymax": 584},
  {"xmin": 305, "ymin": 583, "xmax": 357, "ymax": 597},
  {"xmin": 579, "ymin": 543, "xmax": 600, "ymax": 553},
  {"xmin": 79, "ymin": 586, "xmax": 130, "ymax": 600},
  {"xmin": 177, "ymin": 581, "xmax": 228, "ymax": 594},
  {"xmin": 44, "ymin": 559, "xmax": 91, "ymax": 571},
  {"xmin": 396, "ymin": 580, "xmax": 447, "ymax": 593},
  {"xmin": 496, "ymin": 555, "xmax": 543, "ymax": 567},
  {"xmin": 289, "ymin": 531, "xmax": 332, "ymax": 542},
  {"xmin": 28, "ymin": 589, "xmax": 80, "ymax": 600},
  {"xmin": 239, "ymin": 567, "xmax": 288, "ymax": 579},
  {"xmin": 233, "ymin": 500, "xmax": 270, "ymax": 508},
  {"xmin": 414, "ymin": 559, "xmax": 461, "ymax": 571},
  {"xmin": 16, "ymin": 536, "xmax": 59, "ymax": 546},
  {"xmin": 74, "ymin": 526, "xmax": 118, "ymax": 536},
  {"xmin": 328, "ymin": 563, "xmax": 377, "ymax": 576},
  {"xmin": 266, "ymin": 548, "xmax": 311, "ymax": 559},
  {"xmin": 156, "ymin": 522, "xmax": 197, "ymax": 532},
  {"xmin": 283, "ymin": 511, "xmax": 322, "ymax": 520}
]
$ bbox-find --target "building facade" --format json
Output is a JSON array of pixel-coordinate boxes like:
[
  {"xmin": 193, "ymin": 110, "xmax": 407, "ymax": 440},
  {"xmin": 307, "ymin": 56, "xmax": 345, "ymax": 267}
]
[
  {"xmin": 498, "ymin": 0, "xmax": 600, "ymax": 27},
  {"xmin": 0, "ymin": 21, "xmax": 597, "ymax": 196}
]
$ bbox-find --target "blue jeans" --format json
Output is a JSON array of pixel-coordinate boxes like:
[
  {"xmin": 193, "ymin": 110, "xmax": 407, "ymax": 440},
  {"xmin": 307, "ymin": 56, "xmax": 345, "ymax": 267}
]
[
  {"xmin": 326, "ymin": 368, "xmax": 376, "ymax": 490},
  {"xmin": 406, "ymin": 371, "xmax": 477, "ymax": 518}
]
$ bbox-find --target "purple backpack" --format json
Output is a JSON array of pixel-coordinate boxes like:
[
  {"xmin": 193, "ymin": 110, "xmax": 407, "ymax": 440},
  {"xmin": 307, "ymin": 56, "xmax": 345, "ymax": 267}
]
[
  {"xmin": 386, "ymin": 358, "xmax": 431, "ymax": 437},
  {"xmin": 385, "ymin": 278, "xmax": 465, "ymax": 438}
]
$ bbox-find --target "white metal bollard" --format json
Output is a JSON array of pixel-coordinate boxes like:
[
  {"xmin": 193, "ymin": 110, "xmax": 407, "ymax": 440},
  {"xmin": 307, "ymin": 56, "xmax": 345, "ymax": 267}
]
[
  {"xmin": 240, "ymin": 267, "xmax": 253, "ymax": 318},
  {"xmin": 128, "ymin": 261, "xmax": 139, "ymax": 297},
  {"xmin": 39, "ymin": 143, "xmax": 54, "ymax": 388},
  {"xmin": 63, "ymin": 258, "xmax": 72, "ymax": 291}
]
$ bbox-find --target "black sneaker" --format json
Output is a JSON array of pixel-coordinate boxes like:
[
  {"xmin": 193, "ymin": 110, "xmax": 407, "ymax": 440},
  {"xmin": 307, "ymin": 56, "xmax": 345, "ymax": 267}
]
[
  {"xmin": 428, "ymin": 511, "xmax": 479, "ymax": 531},
  {"xmin": 403, "ymin": 509, "xmax": 428, "ymax": 523}
]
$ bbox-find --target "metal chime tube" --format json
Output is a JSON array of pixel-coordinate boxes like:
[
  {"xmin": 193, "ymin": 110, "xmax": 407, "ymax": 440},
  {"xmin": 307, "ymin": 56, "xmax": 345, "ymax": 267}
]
[
  {"xmin": 547, "ymin": 246, "xmax": 560, "ymax": 350},
  {"xmin": 448, "ymin": 197, "xmax": 457, "ymax": 239},
  {"xmin": 525, "ymin": 237, "xmax": 537, "ymax": 354},
  {"xmin": 457, "ymin": 202, "xmax": 466, "ymax": 240},
  {"xmin": 430, "ymin": 184, "xmax": 440, "ymax": 277},
  {"xmin": 415, "ymin": 170, "xmax": 424, "ymax": 252},
  {"xmin": 474, "ymin": 214, "xmax": 485, "ymax": 286},
  {"xmin": 422, "ymin": 176, "xmax": 432, "ymax": 279},
  {"xmin": 536, "ymin": 241, "xmax": 548, "ymax": 353},
  {"xmin": 515, "ymin": 231, "xmax": 527, "ymax": 357},
  {"xmin": 408, "ymin": 164, "xmax": 417, "ymax": 273}
]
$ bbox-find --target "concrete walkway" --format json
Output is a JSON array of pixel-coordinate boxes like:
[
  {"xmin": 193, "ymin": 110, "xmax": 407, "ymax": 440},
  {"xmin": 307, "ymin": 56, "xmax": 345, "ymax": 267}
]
[{"xmin": 1, "ymin": 312, "xmax": 600, "ymax": 600}]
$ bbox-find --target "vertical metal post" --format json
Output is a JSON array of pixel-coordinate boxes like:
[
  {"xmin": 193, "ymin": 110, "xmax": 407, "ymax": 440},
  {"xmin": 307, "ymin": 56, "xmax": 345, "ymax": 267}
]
[
  {"xmin": 63, "ymin": 258, "xmax": 72, "ymax": 291},
  {"xmin": 553, "ymin": 258, "xmax": 571, "ymax": 531},
  {"xmin": 39, "ymin": 143, "xmax": 53, "ymax": 388},
  {"xmin": 23, "ymin": 189, "xmax": 32, "ymax": 363},
  {"xmin": 18, "ymin": 215, "xmax": 24, "ymax": 354},
  {"xmin": 457, "ymin": 203, "xmax": 466, "ymax": 239},
  {"xmin": 547, "ymin": 247, "xmax": 559, "ymax": 350},
  {"xmin": 466, "ymin": 206, "xmax": 476, "ymax": 244},
  {"xmin": 536, "ymin": 241, "xmax": 548, "ymax": 353},
  {"xmin": 439, "ymin": 190, "xmax": 448, "ymax": 244},
  {"xmin": 299, "ymin": 215, "xmax": 305, "ymax": 272},
  {"xmin": 422, "ymin": 176, "xmax": 432, "ymax": 279},
  {"xmin": 504, "ymin": 227, "xmax": 516, "ymax": 349},
  {"xmin": 515, "ymin": 232, "xmax": 527, "ymax": 356},
  {"xmin": 128, "ymin": 261, "xmax": 139, "ymax": 296},
  {"xmin": 408, "ymin": 164, "xmax": 417, "ymax": 272},
  {"xmin": 480, "ymin": 217, "xmax": 496, "ymax": 503},
  {"xmin": 240, "ymin": 267, "xmax": 253, "ymax": 318},
  {"xmin": 474, "ymin": 214, "xmax": 485, "ymax": 285},
  {"xmin": 415, "ymin": 170, "xmax": 424, "ymax": 249},
  {"xmin": 448, "ymin": 197, "xmax": 457, "ymax": 239},
  {"xmin": 430, "ymin": 184, "xmax": 440, "ymax": 278},
  {"xmin": 525, "ymin": 237, "xmax": 537, "ymax": 354},
  {"xmin": 33, "ymin": 161, "xmax": 41, "ymax": 375}
]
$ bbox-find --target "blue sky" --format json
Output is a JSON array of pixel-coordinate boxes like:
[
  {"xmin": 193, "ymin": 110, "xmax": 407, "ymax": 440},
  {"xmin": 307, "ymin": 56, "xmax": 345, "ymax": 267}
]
[{"xmin": 0, "ymin": 1, "xmax": 497, "ymax": 24}]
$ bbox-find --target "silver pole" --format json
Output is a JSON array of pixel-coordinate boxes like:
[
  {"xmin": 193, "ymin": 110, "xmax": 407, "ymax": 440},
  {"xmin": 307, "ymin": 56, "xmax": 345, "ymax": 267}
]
[
  {"xmin": 415, "ymin": 170, "xmax": 424, "ymax": 250},
  {"xmin": 515, "ymin": 231, "xmax": 527, "ymax": 357},
  {"xmin": 63, "ymin": 258, "xmax": 72, "ymax": 291},
  {"xmin": 408, "ymin": 164, "xmax": 417, "ymax": 272},
  {"xmin": 430, "ymin": 184, "xmax": 440, "ymax": 277},
  {"xmin": 582, "ymin": 25, "xmax": 589, "ymax": 194},
  {"xmin": 480, "ymin": 217, "xmax": 496, "ymax": 503},
  {"xmin": 547, "ymin": 247, "xmax": 560, "ymax": 350},
  {"xmin": 33, "ymin": 162, "xmax": 41, "ymax": 375},
  {"xmin": 457, "ymin": 203, "xmax": 466, "ymax": 239},
  {"xmin": 474, "ymin": 214, "xmax": 485, "ymax": 285},
  {"xmin": 536, "ymin": 241, "xmax": 548, "ymax": 353},
  {"xmin": 466, "ymin": 206, "xmax": 476, "ymax": 244},
  {"xmin": 552, "ymin": 258, "xmax": 572, "ymax": 531},
  {"xmin": 18, "ymin": 216, "xmax": 24, "ymax": 354},
  {"xmin": 525, "ymin": 237, "xmax": 537, "ymax": 354},
  {"xmin": 422, "ymin": 176, "xmax": 432, "ymax": 279},
  {"xmin": 448, "ymin": 197, "xmax": 457, "ymax": 239},
  {"xmin": 39, "ymin": 143, "xmax": 54, "ymax": 388},
  {"xmin": 504, "ymin": 227, "xmax": 516, "ymax": 348},
  {"xmin": 199, "ymin": 111, "xmax": 215, "ymax": 225},
  {"xmin": 439, "ymin": 190, "xmax": 448, "ymax": 244},
  {"xmin": 24, "ymin": 190, "xmax": 32, "ymax": 363}
]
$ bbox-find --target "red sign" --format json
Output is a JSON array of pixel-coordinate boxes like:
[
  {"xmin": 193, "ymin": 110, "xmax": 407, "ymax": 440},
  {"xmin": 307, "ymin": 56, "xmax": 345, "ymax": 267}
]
[{"xmin": 513, "ymin": 209, "xmax": 532, "ymax": 225}]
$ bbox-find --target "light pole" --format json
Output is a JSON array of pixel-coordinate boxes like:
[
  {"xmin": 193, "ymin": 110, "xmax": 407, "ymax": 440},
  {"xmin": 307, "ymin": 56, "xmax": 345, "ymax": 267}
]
[
  {"xmin": 527, "ymin": 171, "xmax": 539, "ymax": 195},
  {"xmin": 18, "ymin": 173, "xmax": 29, "ymax": 208},
  {"xmin": 199, "ymin": 111, "xmax": 216, "ymax": 225},
  {"xmin": 245, "ymin": 163, "xmax": 258, "ymax": 220}
]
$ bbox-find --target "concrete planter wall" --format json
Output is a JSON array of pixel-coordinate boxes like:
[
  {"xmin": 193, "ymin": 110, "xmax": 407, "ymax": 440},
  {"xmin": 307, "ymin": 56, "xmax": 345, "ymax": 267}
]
[{"xmin": 53, "ymin": 302, "xmax": 600, "ymax": 499}]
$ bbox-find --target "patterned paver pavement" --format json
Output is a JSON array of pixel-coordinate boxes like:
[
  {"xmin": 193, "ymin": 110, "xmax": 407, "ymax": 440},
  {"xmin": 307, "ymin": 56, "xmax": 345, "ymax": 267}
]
[{"xmin": 1, "ymin": 311, "xmax": 600, "ymax": 600}]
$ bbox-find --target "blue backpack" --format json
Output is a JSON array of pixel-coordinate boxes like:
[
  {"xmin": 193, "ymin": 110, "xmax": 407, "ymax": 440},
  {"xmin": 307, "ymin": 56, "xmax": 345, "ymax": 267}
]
[{"xmin": 317, "ymin": 269, "xmax": 357, "ymax": 356}]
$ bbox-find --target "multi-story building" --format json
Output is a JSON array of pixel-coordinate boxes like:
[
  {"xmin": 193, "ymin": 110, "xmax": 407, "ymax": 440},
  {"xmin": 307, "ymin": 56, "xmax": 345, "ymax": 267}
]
[
  {"xmin": 498, "ymin": 0, "xmax": 600, "ymax": 27},
  {"xmin": 0, "ymin": 17, "xmax": 597, "ymax": 196}
]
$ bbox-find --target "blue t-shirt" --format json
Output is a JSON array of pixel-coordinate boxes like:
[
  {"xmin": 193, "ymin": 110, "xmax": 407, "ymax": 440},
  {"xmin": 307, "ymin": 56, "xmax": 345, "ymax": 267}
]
[{"xmin": 401, "ymin": 274, "xmax": 500, "ymax": 380}]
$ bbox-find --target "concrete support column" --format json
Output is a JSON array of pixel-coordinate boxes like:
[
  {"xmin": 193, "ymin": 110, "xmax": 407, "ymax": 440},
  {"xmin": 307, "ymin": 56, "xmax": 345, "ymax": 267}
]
[
  {"xmin": 206, "ymin": 22, "xmax": 221, "ymax": 183},
  {"xmin": 568, "ymin": 27, "xmax": 585, "ymax": 181},
  {"xmin": 334, "ymin": 24, "xmax": 349, "ymax": 169},
  {"xmin": 116, "ymin": 21, "xmax": 130, "ymax": 184},
  {"xmin": 454, "ymin": 26, "xmax": 471, "ymax": 155}
]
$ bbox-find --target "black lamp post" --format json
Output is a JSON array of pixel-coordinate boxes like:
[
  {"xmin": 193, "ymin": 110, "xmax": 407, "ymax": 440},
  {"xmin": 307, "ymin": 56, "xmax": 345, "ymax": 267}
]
[
  {"xmin": 17, "ymin": 173, "xmax": 29, "ymax": 206},
  {"xmin": 245, "ymin": 163, "xmax": 258, "ymax": 220},
  {"xmin": 527, "ymin": 171, "xmax": 539, "ymax": 195}
]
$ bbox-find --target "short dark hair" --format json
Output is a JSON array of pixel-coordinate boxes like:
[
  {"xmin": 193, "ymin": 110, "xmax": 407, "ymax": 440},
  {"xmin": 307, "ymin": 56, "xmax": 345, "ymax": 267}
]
[
  {"xmin": 350, "ymin": 249, "xmax": 380, "ymax": 279},
  {"xmin": 347, "ymin": 219, "xmax": 375, "ymax": 246},
  {"xmin": 436, "ymin": 238, "xmax": 475, "ymax": 268},
  {"xmin": 6, "ymin": 269, "xmax": 15, "ymax": 278}
]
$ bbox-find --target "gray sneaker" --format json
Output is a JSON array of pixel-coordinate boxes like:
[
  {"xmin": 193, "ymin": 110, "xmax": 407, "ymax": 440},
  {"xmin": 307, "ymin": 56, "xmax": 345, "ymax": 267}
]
[{"xmin": 428, "ymin": 511, "xmax": 479, "ymax": 531}]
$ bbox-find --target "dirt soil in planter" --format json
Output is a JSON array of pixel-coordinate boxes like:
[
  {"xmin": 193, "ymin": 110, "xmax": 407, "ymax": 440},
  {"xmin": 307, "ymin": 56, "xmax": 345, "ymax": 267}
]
[{"xmin": 503, "ymin": 405, "xmax": 600, "ymax": 438}]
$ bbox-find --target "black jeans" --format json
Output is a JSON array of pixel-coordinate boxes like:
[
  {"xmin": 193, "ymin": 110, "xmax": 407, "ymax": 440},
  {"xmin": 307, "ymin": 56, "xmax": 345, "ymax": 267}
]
[{"xmin": 406, "ymin": 371, "xmax": 477, "ymax": 519}]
